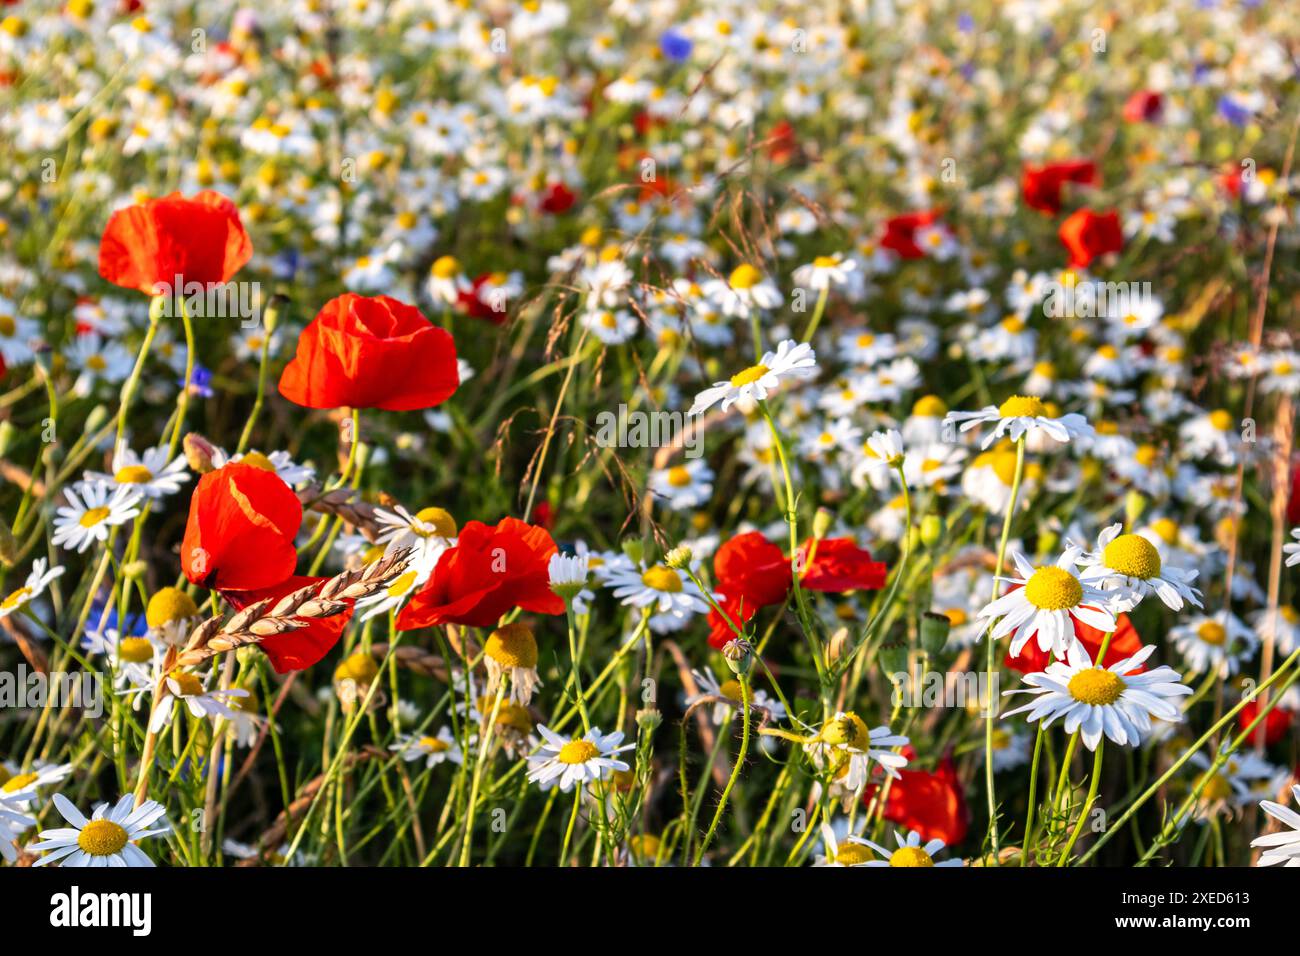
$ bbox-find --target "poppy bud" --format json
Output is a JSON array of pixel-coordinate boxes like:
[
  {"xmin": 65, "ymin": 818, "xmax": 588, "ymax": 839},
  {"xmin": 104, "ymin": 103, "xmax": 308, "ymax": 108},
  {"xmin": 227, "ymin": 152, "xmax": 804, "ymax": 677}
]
[
  {"xmin": 878, "ymin": 638, "xmax": 910, "ymax": 679},
  {"xmin": 183, "ymin": 432, "xmax": 219, "ymax": 474},
  {"xmin": 812, "ymin": 507, "xmax": 834, "ymax": 540},
  {"xmin": 920, "ymin": 514, "xmax": 945, "ymax": 549},
  {"xmin": 920, "ymin": 611, "xmax": 951, "ymax": 656}
]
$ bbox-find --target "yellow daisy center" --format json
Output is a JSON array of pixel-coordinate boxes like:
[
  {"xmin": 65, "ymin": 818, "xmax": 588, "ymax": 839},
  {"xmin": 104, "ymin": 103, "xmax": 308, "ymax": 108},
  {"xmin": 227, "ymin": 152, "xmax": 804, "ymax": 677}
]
[
  {"xmin": 413, "ymin": 506, "xmax": 457, "ymax": 538},
  {"xmin": 386, "ymin": 571, "xmax": 418, "ymax": 597},
  {"xmin": 728, "ymin": 264, "xmax": 762, "ymax": 289},
  {"xmin": 558, "ymin": 739, "xmax": 599, "ymax": 764},
  {"xmin": 77, "ymin": 819, "xmax": 129, "ymax": 857},
  {"xmin": 1023, "ymin": 566, "xmax": 1083, "ymax": 611},
  {"xmin": 239, "ymin": 451, "xmax": 277, "ymax": 471},
  {"xmin": 0, "ymin": 314, "xmax": 15, "ymax": 336},
  {"xmin": 485, "ymin": 622, "xmax": 538, "ymax": 669},
  {"xmin": 2, "ymin": 772, "xmax": 38, "ymax": 793},
  {"xmin": 641, "ymin": 565, "xmax": 683, "ymax": 592},
  {"xmin": 431, "ymin": 255, "xmax": 461, "ymax": 278},
  {"xmin": 912, "ymin": 394, "xmax": 946, "ymax": 417},
  {"xmin": 1102, "ymin": 534, "xmax": 1162, "ymax": 579},
  {"xmin": 820, "ymin": 712, "xmax": 870, "ymax": 749},
  {"xmin": 1067, "ymin": 668, "xmax": 1125, "ymax": 706},
  {"xmin": 79, "ymin": 506, "xmax": 111, "ymax": 528},
  {"xmin": 146, "ymin": 587, "xmax": 198, "ymax": 628},
  {"xmin": 169, "ymin": 671, "xmax": 204, "ymax": 697},
  {"xmin": 997, "ymin": 395, "xmax": 1046, "ymax": 418},
  {"xmin": 730, "ymin": 364, "xmax": 770, "ymax": 387},
  {"xmin": 719, "ymin": 678, "xmax": 743, "ymax": 700},
  {"xmin": 889, "ymin": 846, "xmax": 935, "ymax": 867},
  {"xmin": 835, "ymin": 843, "xmax": 874, "ymax": 865},
  {"xmin": 1150, "ymin": 518, "xmax": 1179, "ymax": 545},
  {"xmin": 117, "ymin": 637, "xmax": 154, "ymax": 664},
  {"xmin": 1208, "ymin": 409, "xmax": 1233, "ymax": 431},
  {"xmin": 334, "ymin": 653, "xmax": 379, "ymax": 686},
  {"xmin": 1134, "ymin": 444, "xmax": 1159, "ymax": 468},
  {"xmin": 1, "ymin": 586, "xmax": 32, "ymax": 611},
  {"xmin": 812, "ymin": 255, "xmax": 838, "ymax": 269},
  {"xmin": 667, "ymin": 466, "xmax": 692, "ymax": 487},
  {"xmin": 1196, "ymin": 621, "xmax": 1227, "ymax": 646},
  {"xmin": 418, "ymin": 735, "xmax": 449, "ymax": 753}
]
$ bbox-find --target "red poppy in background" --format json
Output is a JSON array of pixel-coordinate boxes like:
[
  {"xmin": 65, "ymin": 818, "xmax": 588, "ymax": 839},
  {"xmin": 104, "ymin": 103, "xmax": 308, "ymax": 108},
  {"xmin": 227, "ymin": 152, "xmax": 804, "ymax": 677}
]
[
  {"xmin": 224, "ymin": 575, "xmax": 355, "ymax": 673},
  {"xmin": 765, "ymin": 120, "xmax": 800, "ymax": 165},
  {"xmin": 278, "ymin": 293, "xmax": 459, "ymax": 411},
  {"xmin": 540, "ymin": 181, "xmax": 577, "ymax": 214},
  {"xmin": 98, "ymin": 190, "xmax": 253, "ymax": 295},
  {"xmin": 1237, "ymin": 699, "xmax": 1294, "ymax": 748},
  {"xmin": 707, "ymin": 532, "xmax": 792, "ymax": 647},
  {"xmin": 799, "ymin": 538, "xmax": 887, "ymax": 593},
  {"xmin": 397, "ymin": 517, "xmax": 563, "ymax": 630},
  {"xmin": 865, "ymin": 754, "xmax": 969, "ymax": 846},
  {"xmin": 1007, "ymin": 610, "xmax": 1142, "ymax": 673},
  {"xmin": 879, "ymin": 210, "xmax": 940, "ymax": 259},
  {"xmin": 1021, "ymin": 160, "xmax": 1098, "ymax": 215},
  {"xmin": 181, "ymin": 461, "xmax": 302, "ymax": 592},
  {"xmin": 1058, "ymin": 208, "xmax": 1123, "ymax": 268},
  {"xmin": 1123, "ymin": 90, "xmax": 1164, "ymax": 124}
]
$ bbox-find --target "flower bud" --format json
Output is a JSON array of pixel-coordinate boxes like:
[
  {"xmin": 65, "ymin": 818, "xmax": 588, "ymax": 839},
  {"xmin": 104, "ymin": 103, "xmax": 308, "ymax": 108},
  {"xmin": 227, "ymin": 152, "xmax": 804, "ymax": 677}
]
[
  {"xmin": 920, "ymin": 611, "xmax": 951, "ymax": 656},
  {"xmin": 0, "ymin": 420, "xmax": 15, "ymax": 458},
  {"xmin": 1124, "ymin": 490, "xmax": 1147, "ymax": 528},
  {"xmin": 663, "ymin": 545, "xmax": 692, "ymax": 570},
  {"xmin": 636, "ymin": 707, "xmax": 662, "ymax": 732},
  {"xmin": 812, "ymin": 507, "xmax": 834, "ymax": 540},
  {"xmin": 920, "ymin": 514, "xmax": 945, "ymax": 549},
  {"xmin": 721, "ymin": 638, "xmax": 753, "ymax": 677},
  {"xmin": 878, "ymin": 637, "xmax": 909, "ymax": 680},
  {"xmin": 183, "ymin": 432, "xmax": 219, "ymax": 474},
  {"xmin": 262, "ymin": 293, "xmax": 287, "ymax": 333}
]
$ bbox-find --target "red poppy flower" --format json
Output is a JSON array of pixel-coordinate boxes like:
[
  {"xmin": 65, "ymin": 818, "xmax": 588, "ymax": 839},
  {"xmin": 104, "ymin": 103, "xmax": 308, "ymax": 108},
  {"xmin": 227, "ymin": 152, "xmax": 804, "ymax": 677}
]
[
  {"xmin": 278, "ymin": 293, "xmax": 460, "ymax": 411},
  {"xmin": 181, "ymin": 462, "xmax": 303, "ymax": 592},
  {"xmin": 1021, "ymin": 160, "xmax": 1098, "ymax": 215},
  {"xmin": 98, "ymin": 190, "xmax": 253, "ymax": 295},
  {"xmin": 707, "ymin": 531, "xmax": 792, "ymax": 647},
  {"xmin": 1006, "ymin": 610, "xmax": 1142, "ymax": 673},
  {"xmin": 1058, "ymin": 208, "xmax": 1124, "ymax": 268},
  {"xmin": 766, "ymin": 120, "xmax": 800, "ymax": 165},
  {"xmin": 798, "ymin": 538, "xmax": 887, "ymax": 593},
  {"xmin": 540, "ymin": 181, "xmax": 577, "ymax": 214},
  {"xmin": 396, "ymin": 517, "xmax": 563, "ymax": 630},
  {"xmin": 1237, "ymin": 700, "xmax": 1294, "ymax": 748},
  {"xmin": 865, "ymin": 755, "xmax": 969, "ymax": 846},
  {"xmin": 224, "ymin": 575, "xmax": 354, "ymax": 673},
  {"xmin": 1123, "ymin": 90, "xmax": 1164, "ymax": 124},
  {"xmin": 879, "ymin": 210, "xmax": 941, "ymax": 259}
]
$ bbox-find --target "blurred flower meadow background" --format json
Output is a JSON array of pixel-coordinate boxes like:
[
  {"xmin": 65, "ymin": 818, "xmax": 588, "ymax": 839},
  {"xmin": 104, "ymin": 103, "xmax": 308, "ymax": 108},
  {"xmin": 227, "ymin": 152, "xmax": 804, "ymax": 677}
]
[{"xmin": 0, "ymin": 0, "xmax": 1299, "ymax": 868}]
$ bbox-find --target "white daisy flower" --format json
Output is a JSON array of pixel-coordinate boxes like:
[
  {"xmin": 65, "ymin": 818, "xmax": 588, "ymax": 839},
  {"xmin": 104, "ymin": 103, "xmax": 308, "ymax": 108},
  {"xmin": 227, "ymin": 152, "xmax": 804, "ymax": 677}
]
[
  {"xmin": 1076, "ymin": 523, "xmax": 1203, "ymax": 612},
  {"xmin": 977, "ymin": 548, "xmax": 1117, "ymax": 659},
  {"xmin": 390, "ymin": 726, "xmax": 463, "ymax": 768},
  {"xmin": 702, "ymin": 263, "xmax": 782, "ymax": 318},
  {"xmin": 30, "ymin": 793, "xmax": 169, "ymax": 868},
  {"xmin": 1002, "ymin": 643, "xmax": 1193, "ymax": 751},
  {"xmin": 1285, "ymin": 527, "xmax": 1300, "ymax": 567},
  {"xmin": 581, "ymin": 308, "xmax": 639, "ymax": 344},
  {"xmin": 86, "ymin": 442, "xmax": 190, "ymax": 499},
  {"xmin": 210, "ymin": 447, "xmax": 315, "ymax": 488},
  {"xmin": 373, "ymin": 504, "xmax": 457, "ymax": 569},
  {"xmin": 689, "ymin": 665, "xmax": 786, "ymax": 724},
  {"xmin": 792, "ymin": 253, "xmax": 856, "ymax": 291},
  {"xmin": 0, "ymin": 759, "xmax": 73, "ymax": 810},
  {"xmin": 526, "ymin": 725, "xmax": 634, "ymax": 792},
  {"xmin": 813, "ymin": 821, "xmax": 874, "ymax": 867},
  {"xmin": 858, "ymin": 828, "xmax": 964, "ymax": 867},
  {"xmin": 0, "ymin": 558, "xmax": 65, "ymax": 620},
  {"xmin": 603, "ymin": 562, "xmax": 712, "ymax": 633},
  {"xmin": 548, "ymin": 551, "xmax": 591, "ymax": 598},
  {"xmin": 648, "ymin": 459, "xmax": 715, "ymax": 511},
  {"xmin": 147, "ymin": 671, "xmax": 249, "ymax": 733},
  {"xmin": 50, "ymin": 482, "xmax": 143, "ymax": 553},
  {"xmin": 943, "ymin": 395, "xmax": 1094, "ymax": 449},
  {"xmin": 1169, "ymin": 612, "xmax": 1257, "ymax": 678},
  {"xmin": 688, "ymin": 339, "xmax": 817, "ymax": 415},
  {"xmin": 427, "ymin": 255, "xmax": 471, "ymax": 305},
  {"xmin": 0, "ymin": 792, "xmax": 36, "ymax": 863},
  {"xmin": 1252, "ymin": 784, "xmax": 1300, "ymax": 867},
  {"xmin": 804, "ymin": 712, "xmax": 910, "ymax": 800}
]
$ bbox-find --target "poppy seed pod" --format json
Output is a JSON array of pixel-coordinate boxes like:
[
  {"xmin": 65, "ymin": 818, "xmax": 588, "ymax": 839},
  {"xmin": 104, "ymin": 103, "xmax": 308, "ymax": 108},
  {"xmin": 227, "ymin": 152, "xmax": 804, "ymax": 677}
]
[{"xmin": 920, "ymin": 611, "xmax": 951, "ymax": 656}]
